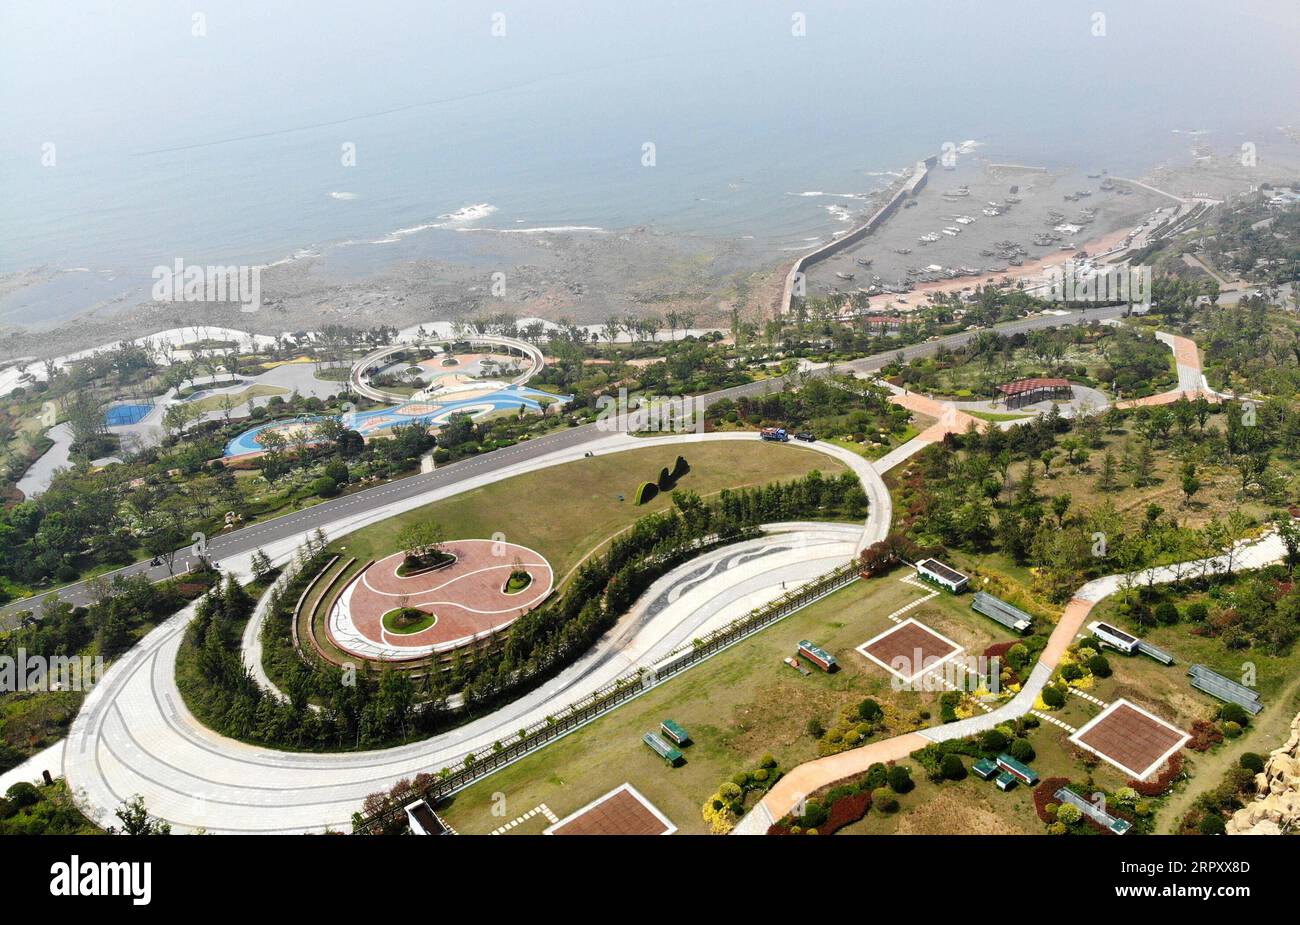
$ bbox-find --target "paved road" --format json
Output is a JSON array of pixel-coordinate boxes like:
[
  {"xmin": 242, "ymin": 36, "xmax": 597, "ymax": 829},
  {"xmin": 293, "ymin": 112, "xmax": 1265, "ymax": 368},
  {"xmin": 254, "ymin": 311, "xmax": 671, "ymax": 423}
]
[
  {"xmin": 735, "ymin": 528, "xmax": 1289, "ymax": 833},
  {"xmin": 62, "ymin": 431, "xmax": 876, "ymax": 831},
  {"xmin": 1, "ymin": 305, "xmax": 1125, "ymax": 625}
]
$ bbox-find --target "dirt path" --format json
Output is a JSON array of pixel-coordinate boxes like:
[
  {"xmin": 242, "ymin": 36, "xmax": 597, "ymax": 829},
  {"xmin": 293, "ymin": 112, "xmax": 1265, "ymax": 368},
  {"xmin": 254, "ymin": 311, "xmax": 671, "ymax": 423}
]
[{"xmin": 1155, "ymin": 674, "xmax": 1300, "ymax": 834}]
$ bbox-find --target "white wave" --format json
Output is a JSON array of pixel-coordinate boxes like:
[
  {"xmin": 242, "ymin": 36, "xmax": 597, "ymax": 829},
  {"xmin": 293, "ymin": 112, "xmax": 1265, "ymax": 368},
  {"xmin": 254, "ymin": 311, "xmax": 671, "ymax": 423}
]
[
  {"xmin": 329, "ymin": 191, "xmax": 358, "ymax": 200},
  {"xmin": 257, "ymin": 247, "xmax": 319, "ymax": 269},
  {"xmin": 463, "ymin": 225, "xmax": 606, "ymax": 235},
  {"xmin": 437, "ymin": 202, "xmax": 497, "ymax": 223},
  {"xmin": 788, "ymin": 191, "xmax": 867, "ymax": 199}
]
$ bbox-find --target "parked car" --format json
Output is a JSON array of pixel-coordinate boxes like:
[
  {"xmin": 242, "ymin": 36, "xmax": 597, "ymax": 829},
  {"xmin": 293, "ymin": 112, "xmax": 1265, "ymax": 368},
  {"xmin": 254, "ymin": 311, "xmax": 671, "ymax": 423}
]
[{"xmin": 795, "ymin": 431, "xmax": 816, "ymax": 442}]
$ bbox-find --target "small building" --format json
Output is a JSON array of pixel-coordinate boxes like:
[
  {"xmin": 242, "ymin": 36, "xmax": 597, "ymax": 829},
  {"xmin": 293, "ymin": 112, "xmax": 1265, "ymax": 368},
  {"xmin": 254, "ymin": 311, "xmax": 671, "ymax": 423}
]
[
  {"xmin": 972, "ymin": 758, "xmax": 999, "ymax": 781},
  {"xmin": 915, "ymin": 558, "xmax": 970, "ymax": 593},
  {"xmin": 1055, "ymin": 787, "xmax": 1132, "ymax": 835},
  {"xmin": 405, "ymin": 799, "xmax": 451, "ymax": 835},
  {"xmin": 996, "ymin": 377, "xmax": 1072, "ymax": 409},
  {"xmin": 972, "ymin": 592, "xmax": 1032, "ymax": 634},
  {"xmin": 865, "ymin": 315, "xmax": 906, "ymax": 334},
  {"xmin": 996, "ymin": 753, "xmax": 1039, "ymax": 786},
  {"xmin": 994, "ymin": 771, "xmax": 1018, "ymax": 791},
  {"xmin": 1188, "ymin": 664, "xmax": 1264, "ymax": 715},
  {"xmin": 643, "ymin": 732, "xmax": 684, "ymax": 766},
  {"xmin": 660, "ymin": 719, "xmax": 691, "ymax": 747},
  {"xmin": 1089, "ymin": 620, "xmax": 1139, "ymax": 655},
  {"xmin": 797, "ymin": 640, "xmax": 838, "ymax": 672}
]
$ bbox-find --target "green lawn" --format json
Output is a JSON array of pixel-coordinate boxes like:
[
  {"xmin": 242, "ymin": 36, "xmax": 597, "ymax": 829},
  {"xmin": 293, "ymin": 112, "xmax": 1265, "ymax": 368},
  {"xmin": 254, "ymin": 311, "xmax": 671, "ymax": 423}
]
[
  {"xmin": 331, "ymin": 441, "xmax": 847, "ymax": 580},
  {"xmin": 382, "ymin": 607, "xmax": 437, "ymax": 634},
  {"xmin": 437, "ymin": 573, "xmax": 1019, "ymax": 835}
]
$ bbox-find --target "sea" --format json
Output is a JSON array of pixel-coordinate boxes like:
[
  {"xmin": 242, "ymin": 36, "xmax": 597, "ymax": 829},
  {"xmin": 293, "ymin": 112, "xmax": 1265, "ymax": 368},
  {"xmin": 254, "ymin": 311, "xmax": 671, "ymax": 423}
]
[{"xmin": 1, "ymin": 0, "xmax": 1298, "ymax": 327}]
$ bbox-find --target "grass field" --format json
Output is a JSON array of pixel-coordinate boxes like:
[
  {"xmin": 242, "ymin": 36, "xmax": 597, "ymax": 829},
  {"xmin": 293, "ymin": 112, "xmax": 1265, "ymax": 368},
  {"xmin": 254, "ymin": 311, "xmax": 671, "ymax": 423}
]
[
  {"xmin": 186, "ymin": 384, "xmax": 287, "ymax": 414},
  {"xmin": 331, "ymin": 441, "xmax": 847, "ymax": 579},
  {"xmin": 437, "ymin": 573, "xmax": 1019, "ymax": 835}
]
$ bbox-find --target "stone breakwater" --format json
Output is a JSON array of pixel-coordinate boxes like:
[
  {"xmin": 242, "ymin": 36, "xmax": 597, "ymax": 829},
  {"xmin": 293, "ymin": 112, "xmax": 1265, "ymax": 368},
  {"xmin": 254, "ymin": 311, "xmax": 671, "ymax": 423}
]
[
  {"xmin": 779, "ymin": 155, "xmax": 935, "ymax": 315},
  {"xmin": 1227, "ymin": 711, "xmax": 1300, "ymax": 835}
]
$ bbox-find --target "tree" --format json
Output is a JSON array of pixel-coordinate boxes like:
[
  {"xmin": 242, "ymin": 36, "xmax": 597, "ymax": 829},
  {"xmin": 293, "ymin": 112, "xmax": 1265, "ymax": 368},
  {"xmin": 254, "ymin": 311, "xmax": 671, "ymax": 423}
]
[
  {"xmin": 397, "ymin": 521, "xmax": 445, "ymax": 564},
  {"xmin": 112, "ymin": 795, "xmax": 171, "ymax": 835},
  {"xmin": 1180, "ymin": 460, "xmax": 1201, "ymax": 505},
  {"xmin": 250, "ymin": 549, "xmax": 275, "ymax": 582},
  {"xmin": 1096, "ymin": 451, "xmax": 1118, "ymax": 492},
  {"xmin": 1051, "ymin": 493, "xmax": 1072, "ymax": 528},
  {"xmin": 887, "ymin": 765, "xmax": 914, "ymax": 794},
  {"xmin": 144, "ymin": 525, "xmax": 186, "ymax": 576},
  {"xmin": 940, "ymin": 753, "xmax": 967, "ymax": 781}
]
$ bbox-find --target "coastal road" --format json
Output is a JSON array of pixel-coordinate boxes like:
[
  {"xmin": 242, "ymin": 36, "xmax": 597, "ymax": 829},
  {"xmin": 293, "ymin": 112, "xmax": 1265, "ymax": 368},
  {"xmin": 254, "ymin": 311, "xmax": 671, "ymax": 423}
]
[{"xmin": 1, "ymin": 303, "xmax": 1126, "ymax": 625}]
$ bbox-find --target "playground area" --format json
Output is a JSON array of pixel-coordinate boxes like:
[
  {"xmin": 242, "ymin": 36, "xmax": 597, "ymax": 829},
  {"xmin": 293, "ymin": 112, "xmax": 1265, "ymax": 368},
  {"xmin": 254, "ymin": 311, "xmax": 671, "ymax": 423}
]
[
  {"xmin": 222, "ymin": 383, "xmax": 565, "ymax": 457},
  {"xmin": 103, "ymin": 402, "xmax": 154, "ymax": 426},
  {"xmin": 327, "ymin": 539, "xmax": 554, "ymax": 659}
]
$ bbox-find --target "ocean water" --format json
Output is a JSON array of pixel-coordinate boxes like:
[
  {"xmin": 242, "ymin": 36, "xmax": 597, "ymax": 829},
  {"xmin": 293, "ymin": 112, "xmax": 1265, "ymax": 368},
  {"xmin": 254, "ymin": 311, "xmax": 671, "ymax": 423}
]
[{"xmin": 1, "ymin": 0, "xmax": 1298, "ymax": 326}]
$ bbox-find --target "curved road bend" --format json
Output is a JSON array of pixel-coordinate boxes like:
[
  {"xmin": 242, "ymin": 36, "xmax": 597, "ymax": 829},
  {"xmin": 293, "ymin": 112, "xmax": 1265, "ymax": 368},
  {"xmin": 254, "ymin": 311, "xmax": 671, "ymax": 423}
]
[
  {"xmin": 1, "ymin": 304, "xmax": 1124, "ymax": 625},
  {"xmin": 68, "ymin": 521, "xmax": 871, "ymax": 832}
]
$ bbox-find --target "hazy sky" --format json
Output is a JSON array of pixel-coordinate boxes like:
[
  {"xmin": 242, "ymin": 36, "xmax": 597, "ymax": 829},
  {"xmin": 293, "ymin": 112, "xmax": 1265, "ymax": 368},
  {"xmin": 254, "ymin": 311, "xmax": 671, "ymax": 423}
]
[{"xmin": 4, "ymin": 0, "xmax": 1298, "ymax": 159}]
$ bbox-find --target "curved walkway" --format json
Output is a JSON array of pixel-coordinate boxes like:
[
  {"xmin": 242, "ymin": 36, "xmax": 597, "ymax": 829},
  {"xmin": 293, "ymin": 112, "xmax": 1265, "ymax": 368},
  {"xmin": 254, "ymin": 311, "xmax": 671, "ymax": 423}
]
[
  {"xmin": 63, "ymin": 433, "xmax": 888, "ymax": 832},
  {"xmin": 735, "ymin": 529, "xmax": 1287, "ymax": 833},
  {"xmin": 350, "ymin": 334, "xmax": 543, "ymax": 403}
]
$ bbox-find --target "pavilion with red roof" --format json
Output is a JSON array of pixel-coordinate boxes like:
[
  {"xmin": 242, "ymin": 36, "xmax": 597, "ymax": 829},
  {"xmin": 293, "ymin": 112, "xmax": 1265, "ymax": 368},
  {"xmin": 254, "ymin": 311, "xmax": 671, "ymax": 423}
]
[{"xmin": 996, "ymin": 377, "xmax": 1072, "ymax": 409}]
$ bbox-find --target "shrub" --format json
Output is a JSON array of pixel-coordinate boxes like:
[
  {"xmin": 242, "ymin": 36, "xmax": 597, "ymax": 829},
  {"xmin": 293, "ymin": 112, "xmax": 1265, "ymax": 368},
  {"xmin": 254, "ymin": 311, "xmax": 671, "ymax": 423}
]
[
  {"xmin": 1087, "ymin": 653, "xmax": 1112, "ymax": 677},
  {"xmin": 1218, "ymin": 702, "xmax": 1250, "ymax": 726},
  {"xmin": 940, "ymin": 754, "xmax": 967, "ymax": 781},
  {"xmin": 799, "ymin": 800, "xmax": 829, "ymax": 828},
  {"xmin": 980, "ymin": 729, "xmax": 1009, "ymax": 752},
  {"xmin": 857, "ymin": 698, "xmax": 883, "ymax": 722},
  {"xmin": 1061, "ymin": 663, "xmax": 1084, "ymax": 682},
  {"xmin": 1222, "ymin": 721, "xmax": 1242, "ymax": 739},
  {"xmin": 864, "ymin": 763, "xmax": 889, "ymax": 789},
  {"xmin": 657, "ymin": 466, "xmax": 673, "ymax": 490},
  {"xmin": 806, "ymin": 717, "xmax": 825, "ymax": 739},
  {"xmin": 1041, "ymin": 685, "xmax": 1066, "ymax": 709},
  {"xmin": 1239, "ymin": 752, "xmax": 1265, "ymax": 774},
  {"xmin": 759, "ymin": 753, "xmax": 777, "ymax": 769},
  {"xmin": 887, "ymin": 765, "xmax": 914, "ymax": 794},
  {"xmin": 634, "ymin": 481, "xmax": 658, "ymax": 505},
  {"xmin": 1047, "ymin": 821, "xmax": 1068, "ymax": 835},
  {"xmin": 1008, "ymin": 738, "xmax": 1036, "ymax": 763},
  {"xmin": 1033, "ymin": 778, "xmax": 1072, "ymax": 823},
  {"xmin": 1198, "ymin": 814, "xmax": 1226, "ymax": 835},
  {"xmin": 1185, "ymin": 602, "xmax": 1209, "ymax": 622},
  {"xmin": 871, "ymin": 787, "xmax": 898, "ymax": 813},
  {"xmin": 4, "ymin": 783, "xmax": 40, "ymax": 809},
  {"xmin": 1057, "ymin": 803, "xmax": 1083, "ymax": 825},
  {"xmin": 671, "ymin": 455, "xmax": 690, "ymax": 479},
  {"xmin": 310, "ymin": 475, "xmax": 339, "ymax": 498},
  {"xmin": 822, "ymin": 793, "xmax": 870, "ymax": 834}
]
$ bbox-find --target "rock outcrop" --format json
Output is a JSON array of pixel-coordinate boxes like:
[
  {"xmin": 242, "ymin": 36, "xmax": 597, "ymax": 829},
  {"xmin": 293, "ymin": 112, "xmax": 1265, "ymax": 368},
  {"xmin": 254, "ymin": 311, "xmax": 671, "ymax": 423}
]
[{"xmin": 1227, "ymin": 712, "xmax": 1300, "ymax": 835}]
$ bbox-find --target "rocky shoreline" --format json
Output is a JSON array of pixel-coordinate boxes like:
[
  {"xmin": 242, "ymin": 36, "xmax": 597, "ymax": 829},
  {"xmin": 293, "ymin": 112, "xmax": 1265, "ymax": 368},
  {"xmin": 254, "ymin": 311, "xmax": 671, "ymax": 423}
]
[{"xmin": 1227, "ymin": 711, "xmax": 1300, "ymax": 835}]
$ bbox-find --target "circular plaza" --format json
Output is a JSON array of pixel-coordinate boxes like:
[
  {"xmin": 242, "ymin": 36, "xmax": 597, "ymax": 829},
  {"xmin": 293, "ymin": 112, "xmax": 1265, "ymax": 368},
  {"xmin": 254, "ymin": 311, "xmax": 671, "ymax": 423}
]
[{"xmin": 327, "ymin": 539, "xmax": 554, "ymax": 660}]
